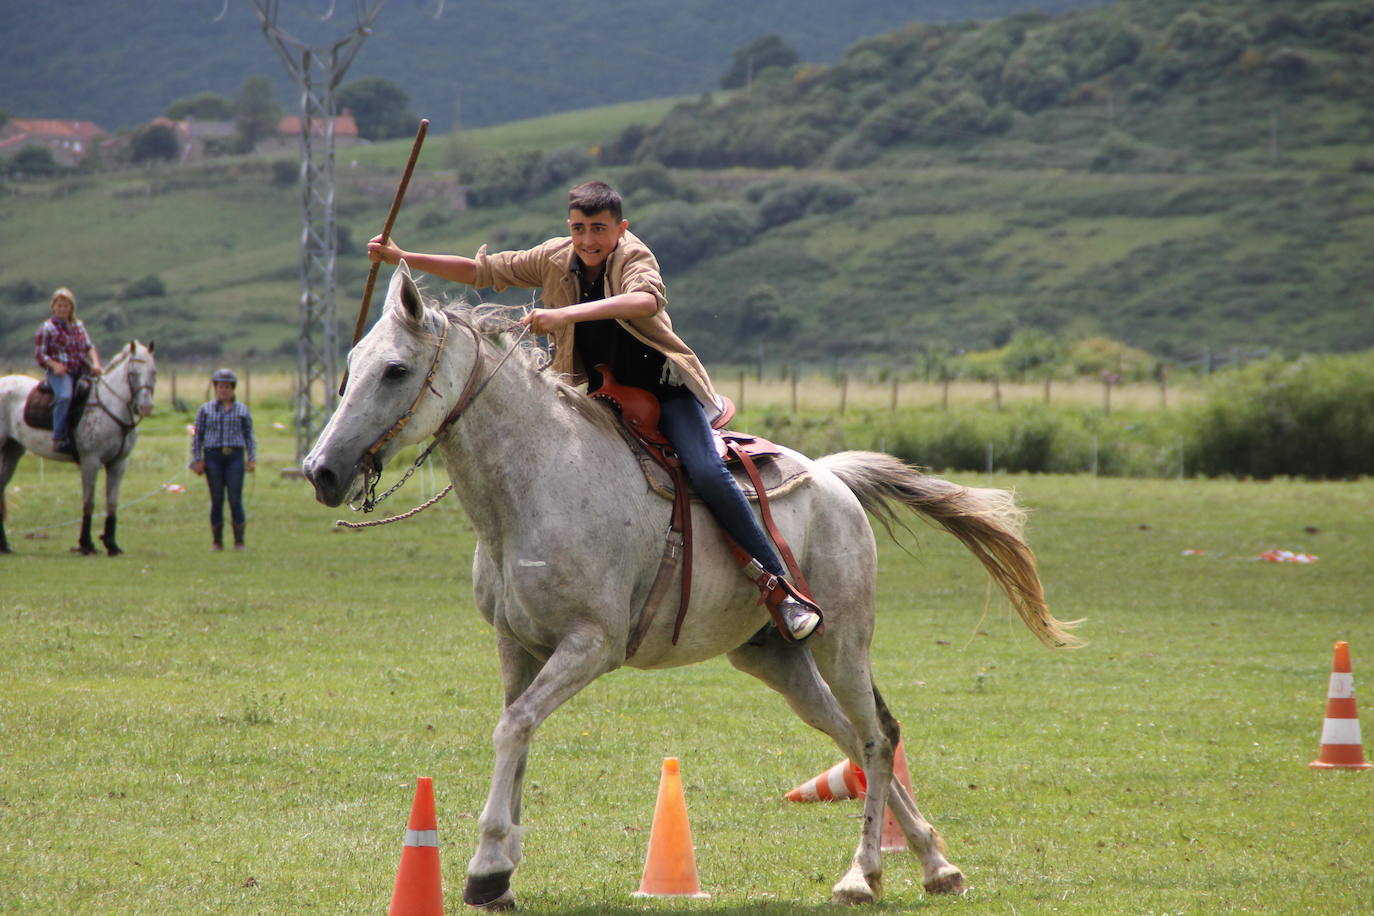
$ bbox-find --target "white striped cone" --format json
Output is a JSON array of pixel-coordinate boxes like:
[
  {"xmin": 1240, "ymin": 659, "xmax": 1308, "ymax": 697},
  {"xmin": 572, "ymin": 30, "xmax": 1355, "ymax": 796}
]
[
  {"xmin": 1310, "ymin": 641, "xmax": 1371, "ymax": 770},
  {"xmin": 785, "ymin": 758, "xmax": 867, "ymax": 802}
]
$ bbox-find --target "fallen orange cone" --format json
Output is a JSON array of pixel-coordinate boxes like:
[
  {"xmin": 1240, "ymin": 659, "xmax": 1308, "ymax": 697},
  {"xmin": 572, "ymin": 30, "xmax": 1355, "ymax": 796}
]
[
  {"xmin": 634, "ymin": 757, "xmax": 709, "ymax": 899},
  {"xmin": 1311, "ymin": 641, "xmax": 1372, "ymax": 770},
  {"xmin": 881, "ymin": 740, "xmax": 915, "ymax": 852},
  {"xmin": 785, "ymin": 758, "xmax": 867, "ymax": 802},
  {"xmin": 388, "ymin": 777, "xmax": 444, "ymax": 915}
]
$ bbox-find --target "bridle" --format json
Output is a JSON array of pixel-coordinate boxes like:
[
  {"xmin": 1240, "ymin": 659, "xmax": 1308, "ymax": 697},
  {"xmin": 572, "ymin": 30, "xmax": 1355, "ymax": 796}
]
[
  {"xmin": 352, "ymin": 311, "xmax": 528, "ymax": 513},
  {"xmin": 90, "ymin": 348, "xmax": 155, "ymax": 435}
]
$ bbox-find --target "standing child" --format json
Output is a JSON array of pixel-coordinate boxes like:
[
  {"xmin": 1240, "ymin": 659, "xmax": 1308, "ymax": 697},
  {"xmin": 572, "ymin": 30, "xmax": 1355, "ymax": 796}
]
[
  {"xmin": 190, "ymin": 368, "xmax": 256, "ymax": 551},
  {"xmin": 367, "ymin": 180, "xmax": 821, "ymax": 640}
]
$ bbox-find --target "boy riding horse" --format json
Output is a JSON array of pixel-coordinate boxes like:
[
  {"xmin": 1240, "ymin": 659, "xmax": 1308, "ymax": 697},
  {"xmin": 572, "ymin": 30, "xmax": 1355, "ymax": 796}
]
[{"xmin": 367, "ymin": 180, "xmax": 821, "ymax": 642}]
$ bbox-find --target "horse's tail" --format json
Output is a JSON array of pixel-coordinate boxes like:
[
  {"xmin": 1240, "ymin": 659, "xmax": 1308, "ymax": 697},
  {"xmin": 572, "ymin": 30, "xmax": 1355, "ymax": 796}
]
[{"xmin": 817, "ymin": 450, "xmax": 1083, "ymax": 649}]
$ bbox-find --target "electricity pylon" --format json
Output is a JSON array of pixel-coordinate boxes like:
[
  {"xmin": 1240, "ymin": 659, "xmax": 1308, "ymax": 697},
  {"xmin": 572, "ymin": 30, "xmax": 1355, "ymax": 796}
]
[{"xmin": 250, "ymin": 0, "xmax": 385, "ymax": 465}]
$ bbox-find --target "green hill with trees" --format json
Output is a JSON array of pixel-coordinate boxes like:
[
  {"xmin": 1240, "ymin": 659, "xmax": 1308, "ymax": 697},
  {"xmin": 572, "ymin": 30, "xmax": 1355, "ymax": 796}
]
[{"xmin": 2, "ymin": 0, "xmax": 1371, "ymax": 373}]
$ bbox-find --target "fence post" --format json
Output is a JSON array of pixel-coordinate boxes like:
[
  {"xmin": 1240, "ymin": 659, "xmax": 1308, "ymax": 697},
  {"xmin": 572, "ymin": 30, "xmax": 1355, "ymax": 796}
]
[
  {"xmin": 838, "ymin": 373, "xmax": 848, "ymax": 415},
  {"xmin": 244, "ymin": 367, "xmax": 252, "ymax": 409},
  {"xmin": 1043, "ymin": 376, "xmax": 1052, "ymax": 405},
  {"xmin": 737, "ymin": 371, "xmax": 745, "ymax": 414},
  {"xmin": 1103, "ymin": 377, "xmax": 1112, "ymax": 414},
  {"xmin": 992, "ymin": 377, "xmax": 1002, "ymax": 412},
  {"xmin": 790, "ymin": 370, "xmax": 798, "ymax": 414},
  {"xmin": 941, "ymin": 377, "xmax": 950, "ymax": 412},
  {"xmin": 890, "ymin": 376, "xmax": 898, "ymax": 412}
]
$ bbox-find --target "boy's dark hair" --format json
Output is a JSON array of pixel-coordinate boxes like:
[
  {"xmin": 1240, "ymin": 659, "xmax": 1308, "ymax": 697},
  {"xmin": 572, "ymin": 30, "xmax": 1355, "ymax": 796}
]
[{"xmin": 568, "ymin": 180, "xmax": 623, "ymax": 221}]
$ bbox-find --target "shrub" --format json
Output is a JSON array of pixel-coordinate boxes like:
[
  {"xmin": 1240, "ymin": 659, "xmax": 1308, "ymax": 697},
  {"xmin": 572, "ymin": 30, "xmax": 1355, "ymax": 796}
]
[
  {"xmin": 634, "ymin": 201, "xmax": 759, "ymax": 271},
  {"xmin": 124, "ymin": 274, "xmax": 165, "ymax": 299},
  {"xmin": 1188, "ymin": 354, "xmax": 1374, "ymax": 478}
]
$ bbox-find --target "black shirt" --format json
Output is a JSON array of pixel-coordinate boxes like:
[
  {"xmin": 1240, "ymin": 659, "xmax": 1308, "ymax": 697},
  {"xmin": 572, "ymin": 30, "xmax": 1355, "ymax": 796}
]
[{"xmin": 570, "ymin": 256, "xmax": 689, "ymax": 402}]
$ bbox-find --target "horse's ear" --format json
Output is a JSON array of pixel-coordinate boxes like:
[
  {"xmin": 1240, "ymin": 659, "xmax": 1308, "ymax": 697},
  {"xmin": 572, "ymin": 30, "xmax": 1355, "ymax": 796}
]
[
  {"xmin": 128, "ymin": 341, "xmax": 136, "ymax": 355},
  {"xmin": 147, "ymin": 340, "xmax": 155, "ymax": 353},
  {"xmin": 389, "ymin": 259, "xmax": 424, "ymax": 323}
]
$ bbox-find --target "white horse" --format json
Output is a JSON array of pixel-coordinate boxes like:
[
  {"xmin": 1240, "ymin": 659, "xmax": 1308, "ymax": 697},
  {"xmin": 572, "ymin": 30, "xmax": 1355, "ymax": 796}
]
[
  {"xmin": 303, "ymin": 264, "xmax": 1079, "ymax": 908},
  {"xmin": 0, "ymin": 341, "xmax": 157, "ymax": 555}
]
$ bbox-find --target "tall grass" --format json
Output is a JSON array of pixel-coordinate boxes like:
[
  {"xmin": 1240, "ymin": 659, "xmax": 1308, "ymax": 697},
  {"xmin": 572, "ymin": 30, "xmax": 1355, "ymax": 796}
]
[{"xmin": 3, "ymin": 411, "xmax": 1372, "ymax": 914}]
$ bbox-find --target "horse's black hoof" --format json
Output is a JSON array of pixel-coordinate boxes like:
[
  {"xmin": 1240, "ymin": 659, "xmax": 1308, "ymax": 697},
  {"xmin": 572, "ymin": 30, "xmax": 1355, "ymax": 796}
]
[{"xmin": 464, "ymin": 871, "xmax": 514, "ymax": 909}]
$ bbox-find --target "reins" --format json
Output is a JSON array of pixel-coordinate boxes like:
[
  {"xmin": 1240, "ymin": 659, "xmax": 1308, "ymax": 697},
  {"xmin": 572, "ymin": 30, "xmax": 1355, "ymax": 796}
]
[{"xmin": 341, "ymin": 313, "xmax": 530, "ymax": 523}]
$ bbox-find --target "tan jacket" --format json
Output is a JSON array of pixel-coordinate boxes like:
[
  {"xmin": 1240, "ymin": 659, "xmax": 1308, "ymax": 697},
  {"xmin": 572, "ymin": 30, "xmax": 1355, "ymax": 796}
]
[{"xmin": 472, "ymin": 231, "xmax": 726, "ymax": 421}]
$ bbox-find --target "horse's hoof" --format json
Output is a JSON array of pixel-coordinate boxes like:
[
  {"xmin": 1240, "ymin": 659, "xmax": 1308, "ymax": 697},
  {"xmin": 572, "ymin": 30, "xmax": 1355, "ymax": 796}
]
[
  {"xmin": 830, "ymin": 865, "xmax": 876, "ymax": 906},
  {"xmin": 464, "ymin": 872, "xmax": 514, "ymax": 910},
  {"xmin": 923, "ymin": 865, "xmax": 966, "ymax": 895},
  {"xmin": 830, "ymin": 886, "xmax": 875, "ymax": 906},
  {"xmin": 466, "ymin": 890, "xmax": 515, "ymax": 911},
  {"xmin": 77, "ymin": 544, "xmax": 98, "ymax": 556},
  {"xmin": 104, "ymin": 544, "xmax": 123, "ymax": 557}
]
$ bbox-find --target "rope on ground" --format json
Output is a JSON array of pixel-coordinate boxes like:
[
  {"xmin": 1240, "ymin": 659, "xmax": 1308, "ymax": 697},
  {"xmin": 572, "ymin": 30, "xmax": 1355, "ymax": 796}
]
[
  {"xmin": 11, "ymin": 465, "xmax": 192, "ymax": 536},
  {"xmin": 334, "ymin": 483, "xmax": 453, "ymax": 529}
]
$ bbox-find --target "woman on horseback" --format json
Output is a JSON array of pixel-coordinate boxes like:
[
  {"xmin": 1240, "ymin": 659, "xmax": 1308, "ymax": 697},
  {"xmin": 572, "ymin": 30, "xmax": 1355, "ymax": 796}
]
[{"xmin": 34, "ymin": 287, "xmax": 103, "ymax": 453}]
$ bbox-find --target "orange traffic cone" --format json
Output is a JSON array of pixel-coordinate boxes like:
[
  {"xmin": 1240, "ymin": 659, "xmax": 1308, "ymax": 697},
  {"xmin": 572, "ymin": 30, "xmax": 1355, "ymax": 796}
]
[
  {"xmin": 388, "ymin": 777, "xmax": 444, "ymax": 915},
  {"xmin": 634, "ymin": 757, "xmax": 709, "ymax": 898},
  {"xmin": 1310, "ymin": 641, "xmax": 1372, "ymax": 770},
  {"xmin": 784, "ymin": 758, "xmax": 867, "ymax": 802},
  {"xmin": 880, "ymin": 740, "xmax": 915, "ymax": 852}
]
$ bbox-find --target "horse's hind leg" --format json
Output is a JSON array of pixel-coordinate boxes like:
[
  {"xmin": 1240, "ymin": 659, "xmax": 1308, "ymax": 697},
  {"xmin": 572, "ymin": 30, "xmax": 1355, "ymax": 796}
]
[
  {"xmin": 872, "ymin": 685, "xmax": 964, "ymax": 894},
  {"xmin": 0, "ymin": 439, "xmax": 25, "ymax": 554},
  {"xmin": 729, "ymin": 637, "xmax": 900, "ymax": 905},
  {"xmin": 465, "ymin": 627, "xmax": 617, "ymax": 911}
]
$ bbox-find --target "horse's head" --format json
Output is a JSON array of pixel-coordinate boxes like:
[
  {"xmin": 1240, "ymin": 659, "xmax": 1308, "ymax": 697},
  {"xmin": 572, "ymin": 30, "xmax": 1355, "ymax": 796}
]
[
  {"xmin": 126, "ymin": 340, "xmax": 157, "ymax": 418},
  {"xmin": 304, "ymin": 262, "xmax": 458, "ymax": 507}
]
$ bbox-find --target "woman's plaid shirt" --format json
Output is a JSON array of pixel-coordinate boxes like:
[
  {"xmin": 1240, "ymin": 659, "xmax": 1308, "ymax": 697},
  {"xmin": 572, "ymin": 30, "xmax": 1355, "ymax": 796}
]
[
  {"xmin": 191, "ymin": 400, "xmax": 256, "ymax": 463},
  {"xmin": 34, "ymin": 318, "xmax": 94, "ymax": 373}
]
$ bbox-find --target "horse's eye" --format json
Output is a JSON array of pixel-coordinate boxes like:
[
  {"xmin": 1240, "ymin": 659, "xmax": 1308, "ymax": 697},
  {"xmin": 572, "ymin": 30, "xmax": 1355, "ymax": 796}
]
[{"xmin": 383, "ymin": 363, "xmax": 409, "ymax": 381}]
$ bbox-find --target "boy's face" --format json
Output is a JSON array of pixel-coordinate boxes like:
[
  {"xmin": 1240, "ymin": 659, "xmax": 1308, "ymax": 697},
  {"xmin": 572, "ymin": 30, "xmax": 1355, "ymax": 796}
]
[
  {"xmin": 214, "ymin": 381, "xmax": 236, "ymax": 401},
  {"xmin": 567, "ymin": 208, "xmax": 627, "ymax": 272}
]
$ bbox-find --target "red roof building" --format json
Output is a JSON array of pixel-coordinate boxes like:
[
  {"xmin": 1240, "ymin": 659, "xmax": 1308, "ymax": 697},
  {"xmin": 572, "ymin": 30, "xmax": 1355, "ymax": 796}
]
[{"xmin": 0, "ymin": 118, "xmax": 106, "ymax": 166}]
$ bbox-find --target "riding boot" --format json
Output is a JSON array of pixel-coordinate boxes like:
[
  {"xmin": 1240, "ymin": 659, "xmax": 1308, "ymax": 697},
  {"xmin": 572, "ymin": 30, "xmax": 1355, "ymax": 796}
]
[
  {"xmin": 740, "ymin": 557, "xmax": 823, "ymax": 642},
  {"xmin": 211, "ymin": 524, "xmax": 223, "ymax": 551},
  {"xmin": 232, "ymin": 522, "xmax": 246, "ymax": 551}
]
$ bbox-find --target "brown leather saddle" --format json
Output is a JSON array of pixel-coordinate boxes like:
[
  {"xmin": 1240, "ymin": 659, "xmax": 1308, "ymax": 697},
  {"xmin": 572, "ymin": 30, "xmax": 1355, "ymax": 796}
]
[
  {"xmin": 590, "ymin": 366, "xmax": 821, "ymax": 654},
  {"xmin": 23, "ymin": 375, "xmax": 92, "ymax": 432}
]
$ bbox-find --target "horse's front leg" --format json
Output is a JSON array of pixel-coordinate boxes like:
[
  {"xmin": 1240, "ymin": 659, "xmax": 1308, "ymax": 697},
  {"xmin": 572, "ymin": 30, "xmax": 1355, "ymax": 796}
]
[
  {"xmin": 99, "ymin": 458, "xmax": 127, "ymax": 556},
  {"xmin": 465, "ymin": 626, "xmax": 617, "ymax": 910},
  {"xmin": 76, "ymin": 460, "xmax": 99, "ymax": 555}
]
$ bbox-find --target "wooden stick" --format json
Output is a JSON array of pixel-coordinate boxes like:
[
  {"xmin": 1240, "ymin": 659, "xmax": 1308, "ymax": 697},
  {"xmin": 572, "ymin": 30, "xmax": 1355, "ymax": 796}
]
[{"xmin": 338, "ymin": 118, "xmax": 429, "ymax": 395}]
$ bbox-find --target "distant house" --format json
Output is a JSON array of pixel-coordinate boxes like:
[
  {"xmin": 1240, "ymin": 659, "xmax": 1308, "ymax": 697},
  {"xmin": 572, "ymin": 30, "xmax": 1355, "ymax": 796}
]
[
  {"xmin": 257, "ymin": 110, "xmax": 362, "ymax": 154},
  {"xmin": 173, "ymin": 118, "xmax": 238, "ymax": 162},
  {"xmin": 0, "ymin": 118, "xmax": 106, "ymax": 166}
]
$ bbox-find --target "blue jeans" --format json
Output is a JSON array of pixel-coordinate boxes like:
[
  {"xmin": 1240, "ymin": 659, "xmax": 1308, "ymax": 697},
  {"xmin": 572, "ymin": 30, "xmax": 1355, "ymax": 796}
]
[
  {"xmin": 658, "ymin": 396, "xmax": 785, "ymax": 576},
  {"xmin": 46, "ymin": 370, "xmax": 73, "ymax": 441},
  {"xmin": 204, "ymin": 447, "xmax": 247, "ymax": 528}
]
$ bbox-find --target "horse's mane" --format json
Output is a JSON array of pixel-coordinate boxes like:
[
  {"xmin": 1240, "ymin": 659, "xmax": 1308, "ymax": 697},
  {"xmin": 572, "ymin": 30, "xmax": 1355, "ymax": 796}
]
[{"xmin": 410, "ymin": 292, "xmax": 623, "ymax": 441}]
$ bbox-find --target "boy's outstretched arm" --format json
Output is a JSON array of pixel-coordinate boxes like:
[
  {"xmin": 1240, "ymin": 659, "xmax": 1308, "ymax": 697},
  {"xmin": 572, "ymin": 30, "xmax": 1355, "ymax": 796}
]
[{"xmin": 368, "ymin": 234, "xmax": 478, "ymax": 286}]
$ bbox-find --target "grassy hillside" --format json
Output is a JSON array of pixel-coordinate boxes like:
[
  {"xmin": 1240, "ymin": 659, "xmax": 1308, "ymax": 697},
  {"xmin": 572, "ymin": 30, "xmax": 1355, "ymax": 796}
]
[
  {"xmin": 0, "ymin": 0, "xmax": 1099, "ymax": 132},
  {"xmin": 2, "ymin": 0, "xmax": 1371, "ymax": 365}
]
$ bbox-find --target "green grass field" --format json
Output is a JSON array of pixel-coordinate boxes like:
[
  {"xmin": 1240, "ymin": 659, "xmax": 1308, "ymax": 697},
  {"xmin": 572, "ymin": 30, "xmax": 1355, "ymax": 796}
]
[{"xmin": 3, "ymin": 410, "xmax": 1372, "ymax": 914}]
